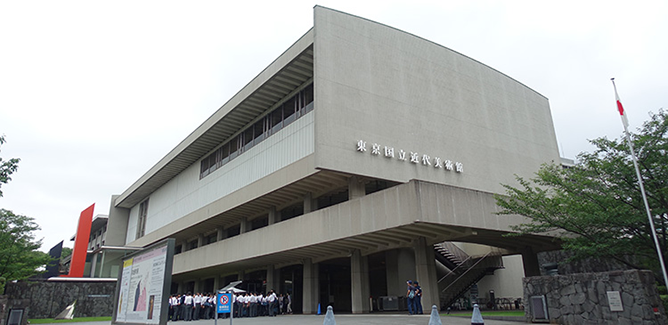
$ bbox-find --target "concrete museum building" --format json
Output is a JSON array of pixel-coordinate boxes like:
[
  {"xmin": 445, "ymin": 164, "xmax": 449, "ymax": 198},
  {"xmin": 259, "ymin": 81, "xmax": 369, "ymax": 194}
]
[{"xmin": 101, "ymin": 6, "xmax": 562, "ymax": 314}]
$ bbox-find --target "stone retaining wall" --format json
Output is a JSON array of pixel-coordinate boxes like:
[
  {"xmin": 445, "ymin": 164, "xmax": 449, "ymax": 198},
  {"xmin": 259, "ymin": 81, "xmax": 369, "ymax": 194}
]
[
  {"xmin": 4, "ymin": 279, "xmax": 116, "ymax": 319},
  {"xmin": 524, "ymin": 270, "xmax": 666, "ymax": 324}
]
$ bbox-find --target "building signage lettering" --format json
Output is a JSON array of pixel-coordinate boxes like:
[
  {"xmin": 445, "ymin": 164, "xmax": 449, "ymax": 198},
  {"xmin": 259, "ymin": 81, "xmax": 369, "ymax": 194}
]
[{"xmin": 356, "ymin": 140, "xmax": 463, "ymax": 173}]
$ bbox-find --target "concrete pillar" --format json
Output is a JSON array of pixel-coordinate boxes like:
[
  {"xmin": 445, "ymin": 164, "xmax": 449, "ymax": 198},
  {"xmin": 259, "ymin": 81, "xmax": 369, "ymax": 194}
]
[
  {"xmin": 351, "ymin": 250, "xmax": 371, "ymax": 313},
  {"xmin": 303, "ymin": 192, "xmax": 314, "ymax": 213},
  {"xmin": 414, "ymin": 237, "xmax": 439, "ymax": 310},
  {"xmin": 386, "ymin": 249, "xmax": 417, "ymax": 297},
  {"xmin": 217, "ymin": 226, "xmax": 226, "ymax": 241},
  {"xmin": 240, "ymin": 217, "xmax": 248, "ymax": 234},
  {"xmin": 90, "ymin": 253, "xmax": 98, "ymax": 278},
  {"xmin": 268, "ymin": 207, "xmax": 278, "ymax": 225},
  {"xmin": 194, "ymin": 279, "xmax": 202, "ymax": 293},
  {"xmin": 266, "ymin": 265, "xmax": 279, "ymax": 293},
  {"xmin": 214, "ymin": 275, "xmax": 221, "ymax": 292},
  {"xmin": 181, "ymin": 241, "xmax": 188, "ymax": 252},
  {"xmin": 302, "ymin": 258, "xmax": 319, "ymax": 314},
  {"xmin": 197, "ymin": 234, "xmax": 204, "ymax": 248},
  {"xmin": 348, "ymin": 176, "xmax": 365, "ymax": 200},
  {"xmin": 521, "ymin": 247, "xmax": 541, "ymax": 277}
]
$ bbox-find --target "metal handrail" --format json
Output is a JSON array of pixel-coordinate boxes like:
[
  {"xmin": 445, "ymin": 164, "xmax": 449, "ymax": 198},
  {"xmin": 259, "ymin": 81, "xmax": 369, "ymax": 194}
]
[{"xmin": 440, "ymin": 251, "xmax": 501, "ymax": 294}]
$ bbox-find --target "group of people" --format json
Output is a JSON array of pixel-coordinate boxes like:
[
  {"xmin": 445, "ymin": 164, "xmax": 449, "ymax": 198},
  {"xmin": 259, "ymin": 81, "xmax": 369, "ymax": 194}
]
[
  {"xmin": 167, "ymin": 290, "xmax": 293, "ymax": 321},
  {"xmin": 168, "ymin": 292, "xmax": 217, "ymax": 321},
  {"xmin": 406, "ymin": 280, "xmax": 423, "ymax": 315},
  {"xmin": 230, "ymin": 290, "xmax": 292, "ymax": 318}
]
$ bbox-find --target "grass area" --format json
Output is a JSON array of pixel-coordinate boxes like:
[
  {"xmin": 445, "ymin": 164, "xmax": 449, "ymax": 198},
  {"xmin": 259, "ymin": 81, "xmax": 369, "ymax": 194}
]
[
  {"xmin": 443, "ymin": 310, "xmax": 525, "ymax": 317},
  {"xmin": 28, "ymin": 317, "xmax": 112, "ymax": 324}
]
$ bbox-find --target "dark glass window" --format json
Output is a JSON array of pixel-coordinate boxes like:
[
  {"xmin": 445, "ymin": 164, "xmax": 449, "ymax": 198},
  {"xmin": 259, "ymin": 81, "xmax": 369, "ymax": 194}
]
[
  {"xmin": 229, "ymin": 135, "xmax": 239, "ymax": 160},
  {"xmin": 199, "ymin": 83, "xmax": 314, "ymax": 180},
  {"xmin": 221, "ymin": 143, "xmax": 230, "ymax": 164},
  {"xmin": 271, "ymin": 108, "xmax": 283, "ymax": 133},
  {"xmin": 283, "ymin": 98, "xmax": 297, "ymax": 125},
  {"xmin": 253, "ymin": 119, "xmax": 266, "ymax": 145},
  {"xmin": 243, "ymin": 126, "xmax": 254, "ymax": 151}
]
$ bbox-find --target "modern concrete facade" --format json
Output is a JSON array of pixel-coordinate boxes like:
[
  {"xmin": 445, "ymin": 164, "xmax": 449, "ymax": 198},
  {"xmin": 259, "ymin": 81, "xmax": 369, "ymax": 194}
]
[{"xmin": 102, "ymin": 6, "xmax": 562, "ymax": 313}]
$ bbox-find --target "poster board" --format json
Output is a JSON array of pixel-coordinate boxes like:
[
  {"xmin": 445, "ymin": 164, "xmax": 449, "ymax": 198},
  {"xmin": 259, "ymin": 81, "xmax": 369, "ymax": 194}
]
[{"xmin": 112, "ymin": 238, "xmax": 175, "ymax": 325}]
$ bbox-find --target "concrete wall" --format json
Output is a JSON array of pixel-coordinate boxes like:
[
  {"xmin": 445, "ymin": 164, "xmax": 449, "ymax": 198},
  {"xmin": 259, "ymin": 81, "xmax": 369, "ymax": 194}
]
[
  {"xmin": 4, "ymin": 280, "xmax": 116, "ymax": 319},
  {"xmin": 313, "ymin": 6, "xmax": 560, "ymax": 196},
  {"xmin": 126, "ymin": 112, "xmax": 314, "ymax": 243},
  {"xmin": 476, "ymin": 255, "xmax": 525, "ymax": 299},
  {"xmin": 524, "ymin": 270, "xmax": 666, "ymax": 324}
]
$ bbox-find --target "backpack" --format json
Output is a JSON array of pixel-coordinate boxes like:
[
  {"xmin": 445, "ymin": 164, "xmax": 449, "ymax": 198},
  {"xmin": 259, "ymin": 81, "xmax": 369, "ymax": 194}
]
[{"xmin": 408, "ymin": 290, "xmax": 415, "ymax": 299}]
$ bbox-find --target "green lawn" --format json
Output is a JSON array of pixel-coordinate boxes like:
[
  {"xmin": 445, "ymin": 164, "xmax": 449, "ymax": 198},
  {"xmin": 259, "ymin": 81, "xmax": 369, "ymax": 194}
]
[
  {"xmin": 443, "ymin": 310, "xmax": 525, "ymax": 317},
  {"xmin": 28, "ymin": 317, "xmax": 112, "ymax": 324}
]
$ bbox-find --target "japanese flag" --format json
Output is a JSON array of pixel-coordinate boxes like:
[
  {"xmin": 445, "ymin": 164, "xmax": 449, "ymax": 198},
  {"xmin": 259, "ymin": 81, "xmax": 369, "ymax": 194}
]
[{"xmin": 612, "ymin": 80, "xmax": 629, "ymax": 128}]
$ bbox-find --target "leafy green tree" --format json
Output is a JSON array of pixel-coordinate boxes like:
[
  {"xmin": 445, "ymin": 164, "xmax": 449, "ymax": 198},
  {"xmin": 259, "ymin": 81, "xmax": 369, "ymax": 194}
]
[
  {"xmin": 496, "ymin": 110, "xmax": 668, "ymax": 280},
  {"xmin": 61, "ymin": 247, "xmax": 73, "ymax": 259},
  {"xmin": 0, "ymin": 135, "xmax": 20, "ymax": 197},
  {"xmin": 0, "ymin": 209, "xmax": 52, "ymax": 280},
  {"xmin": 0, "ymin": 136, "xmax": 51, "ymax": 281}
]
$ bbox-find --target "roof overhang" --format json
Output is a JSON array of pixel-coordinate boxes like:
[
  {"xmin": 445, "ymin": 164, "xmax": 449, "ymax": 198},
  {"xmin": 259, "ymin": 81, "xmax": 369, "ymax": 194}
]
[{"xmin": 115, "ymin": 29, "xmax": 315, "ymax": 209}]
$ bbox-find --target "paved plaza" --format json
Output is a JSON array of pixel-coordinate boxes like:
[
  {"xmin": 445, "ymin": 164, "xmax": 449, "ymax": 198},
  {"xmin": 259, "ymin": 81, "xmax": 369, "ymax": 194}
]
[{"xmin": 45, "ymin": 314, "xmax": 524, "ymax": 325}]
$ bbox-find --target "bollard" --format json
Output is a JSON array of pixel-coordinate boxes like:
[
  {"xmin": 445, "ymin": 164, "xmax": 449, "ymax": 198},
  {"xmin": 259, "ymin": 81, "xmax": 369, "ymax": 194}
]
[
  {"xmin": 471, "ymin": 303, "xmax": 484, "ymax": 325},
  {"xmin": 317, "ymin": 303, "xmax": 322, "ymax": 315},
  {"xmin": 428, "ymin": 305, "xmax": 442, "ymax": 325},
  {"xmin": 323, "ymin": 306, "xmax": 336, "ymax": 325}
]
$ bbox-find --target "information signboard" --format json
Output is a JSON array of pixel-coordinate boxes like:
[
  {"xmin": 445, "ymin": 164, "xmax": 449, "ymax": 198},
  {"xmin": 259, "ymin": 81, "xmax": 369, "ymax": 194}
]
[{"xmin": 112, "ymin": 238, "xmax": 175, "ymax": 325}]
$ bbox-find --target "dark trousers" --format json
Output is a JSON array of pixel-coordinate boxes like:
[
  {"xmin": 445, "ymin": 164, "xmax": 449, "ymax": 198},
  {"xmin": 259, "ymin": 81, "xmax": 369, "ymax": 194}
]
[{"xmin": 407, "ymin": 297, "xmax": 416, "ymax": 314}]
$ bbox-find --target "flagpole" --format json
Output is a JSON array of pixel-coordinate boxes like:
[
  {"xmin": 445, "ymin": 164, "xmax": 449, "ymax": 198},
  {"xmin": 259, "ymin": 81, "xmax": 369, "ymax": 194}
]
[{"xmin": 612, "ymin": 78, "xmax": 668, "ymax": 286}]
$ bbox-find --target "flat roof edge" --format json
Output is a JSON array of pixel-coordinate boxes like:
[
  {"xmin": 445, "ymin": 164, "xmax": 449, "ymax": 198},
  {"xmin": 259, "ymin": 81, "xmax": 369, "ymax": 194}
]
[{"xmin": 115, "ymin": 28, "xmax": 315, "ymax": 208}]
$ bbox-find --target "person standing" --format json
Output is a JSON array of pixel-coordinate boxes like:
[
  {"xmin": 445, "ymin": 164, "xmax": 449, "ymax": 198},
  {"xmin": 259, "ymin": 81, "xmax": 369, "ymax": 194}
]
[
  {"xmin": 184, "ymin": 292, "xmax": 193, "ymax": 321},
  {"xmin": 267, "ymin": 289, "xmax": 277, "ymax": 316},
  {"xmin": 414, "ymin": 281, "xmax": 423, "ymax": 314},
  {"xmin": 193, "ymin": 292, "xmax": 201, "ymax": 320},
  {"xmin": 406, "ymin": 280, "xmax": 417, "ymax": 315}
]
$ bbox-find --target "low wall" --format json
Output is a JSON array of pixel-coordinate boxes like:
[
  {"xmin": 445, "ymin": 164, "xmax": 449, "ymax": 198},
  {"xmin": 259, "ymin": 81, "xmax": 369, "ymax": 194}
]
[
  {"xmin": 4, "ymin": 279, "xmax": 116, "ymax": 319},
  {"xmin": 524, "ymin": 270, "xmax": 666, "ymax": 324}
]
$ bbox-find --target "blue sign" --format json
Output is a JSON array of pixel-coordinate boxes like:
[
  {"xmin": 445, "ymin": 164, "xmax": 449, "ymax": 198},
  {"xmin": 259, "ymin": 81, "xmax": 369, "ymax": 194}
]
[{"xmin": 217, "ymin": 293, "xmax": 232, "ymax": 313}]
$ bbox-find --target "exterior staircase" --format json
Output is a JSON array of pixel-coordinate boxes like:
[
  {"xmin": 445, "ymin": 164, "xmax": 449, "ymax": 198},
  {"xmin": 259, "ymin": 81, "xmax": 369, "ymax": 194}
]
[{"xmin": 434, "ymin": 242, "xmax": 504, "ymax": 309}]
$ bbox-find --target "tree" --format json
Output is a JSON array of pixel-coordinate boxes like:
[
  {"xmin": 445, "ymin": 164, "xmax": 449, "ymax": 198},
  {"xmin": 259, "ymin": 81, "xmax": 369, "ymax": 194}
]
[
  {"xmin": 0, "ymin": 136, "xmax": 51, "ymax": 282},
  {"xmin": 0, "ymin": 135, "xmax": 20, "ymax": 197},
  {"xmin": 0, "ymin": 209, "xmax": 52, "ymax": 281},
  {"xmin": 495, "ymin": 110, "xmax": 668, "ymax": 280}
]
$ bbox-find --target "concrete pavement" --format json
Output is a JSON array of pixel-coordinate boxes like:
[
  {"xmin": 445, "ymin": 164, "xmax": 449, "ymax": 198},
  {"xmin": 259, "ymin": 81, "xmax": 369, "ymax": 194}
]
[{"xmin": 45, "ymin": 314, "xmax": 525, "ymax": 325}]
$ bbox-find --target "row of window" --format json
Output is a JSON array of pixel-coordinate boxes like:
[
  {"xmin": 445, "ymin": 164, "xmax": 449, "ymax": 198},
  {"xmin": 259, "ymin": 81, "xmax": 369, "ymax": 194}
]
[{"xmin": 199, "ymin": 83, "xmax": 314, "ymax": 179}]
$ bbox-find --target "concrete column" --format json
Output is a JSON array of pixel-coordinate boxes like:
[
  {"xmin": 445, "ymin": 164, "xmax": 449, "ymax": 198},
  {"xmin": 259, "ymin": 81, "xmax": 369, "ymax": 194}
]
[
  {"xmin": 217, "ymin": 226, "xmax": 226, "ymax": 241},
  {"xmin": 181, "ymin": 241, "xmax": 188, "ymax": 252},
  {"xmin": 240, "ymin": 218, "xmax": 248, "ymax": 234},
  {"xmin": 521, "ymin": 247, "xmax": 541, "ymax": 277},
  {"xmin": 351, "ymin": 250, "xmax": 371, "ymax": 313},
  {"xmin": 348, "ymin": 176, "xmax": 365, "ymax": 200},
  {"xmin": 268, "ymin": 206, "xmax": 278, "ymax": 225},
  {"xmin": 214, "ymin": 275, "xmax": 220, "ymax": 292},
  {"xmin": 266, "ymin": 265, "xmax": 279, "ymax": 293},
  {"xmin": 90, "ymin": 253, "xmax": 98, "ymax": 278},
  {"xmin": 194, "ymin": 279, "xmax": 202, "ymax": 293},
  {"xmin": 303, "ymin": 192, "xmax": 314, "ymax": 213},
  {"xmin": 386, "ymin": 249, "xmax": 417, "ymax": 297},
  {"xmin": 302, "ymin": 258, "xmax": 319, "ymax": 314},
  {"xmin": 197, "ymin": 234, "xmax": 204, "ymax": 248},
  {"xmin": 414, "ymin": 237, "xmax": 439, "ymax": 310}
]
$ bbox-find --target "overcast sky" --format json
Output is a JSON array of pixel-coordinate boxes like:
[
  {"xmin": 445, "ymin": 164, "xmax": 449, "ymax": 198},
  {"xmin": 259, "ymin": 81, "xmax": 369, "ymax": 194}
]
[{"xmin": 1, "ymin": 0, "xmax": 666, "ymax": 252}]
